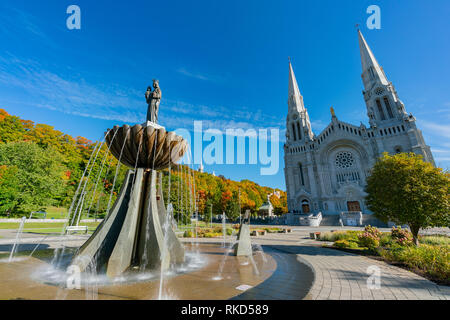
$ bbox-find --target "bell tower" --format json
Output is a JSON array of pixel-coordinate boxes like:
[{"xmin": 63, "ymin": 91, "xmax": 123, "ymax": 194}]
[
  {"xmin": 358, "ymin": 30, "xmax": 435, "ymax": 165},
  {"xmin": 286, "ymin": 61, "xmax": 314, "ymax": 144}
]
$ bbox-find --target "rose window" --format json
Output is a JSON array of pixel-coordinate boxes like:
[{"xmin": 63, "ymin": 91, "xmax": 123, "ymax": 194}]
[{"xmin": 335, "ymin": 152, "xmax": 354, "ymax": 169}]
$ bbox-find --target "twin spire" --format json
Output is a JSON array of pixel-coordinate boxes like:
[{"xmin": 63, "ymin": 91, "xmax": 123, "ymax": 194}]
[
  {"xmin": 288, "ymin": 30, "xmax": 389, "ymax": 114},
  {"xmin": 288, "ymin": 61, "xmax": 305, "ymax": 113},
  {"xmin": 357, "ymin": 29, "xmax": 389, "ymax": 85}
]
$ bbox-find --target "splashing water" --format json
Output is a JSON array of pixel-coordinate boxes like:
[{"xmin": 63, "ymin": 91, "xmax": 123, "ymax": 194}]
[
  {"xmin": 9, "ymin": 217, "xmax": 26, "ymax": 262},
  {"xmin": 158, "ymin": 203, "xmax": 173, "ymax": 300}
]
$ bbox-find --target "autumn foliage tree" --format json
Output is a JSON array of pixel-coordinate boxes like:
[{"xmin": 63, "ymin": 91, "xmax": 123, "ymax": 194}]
[
  {"xmin": 365, "ymin": 153, "xmax": 449, "ymax": 245},
  {"xmin": 0, "ymin": 109, "xmax": 288, "ymax": 219}
]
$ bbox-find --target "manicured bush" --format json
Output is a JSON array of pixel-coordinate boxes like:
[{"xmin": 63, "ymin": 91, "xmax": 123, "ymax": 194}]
[
  {"xmin": 358, "ymin": 232, "xmax": 380, "ymax": 249},
  {"xmin": 319, "ymin": 230, "xmax": 361, "ymax": 242},
  {"xmin": 333, "ymin": 239, "xmax": 360, "ymax": 249},
  {"xmin": 391, "ymin": 226, "xmax": 413, "ymax": 246},
  {"xmin": 364, "ymin": 225, "xmax": 382, "ymax": 238}
]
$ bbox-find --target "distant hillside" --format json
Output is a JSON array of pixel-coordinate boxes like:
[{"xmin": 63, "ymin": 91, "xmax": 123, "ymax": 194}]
[{"xmin": 0, "ymin": 108, "xmax": 287, "ymax": 220}]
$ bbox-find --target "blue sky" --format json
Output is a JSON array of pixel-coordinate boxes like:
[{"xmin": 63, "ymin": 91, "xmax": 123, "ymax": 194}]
[{"xmin": 0, "ymin": 0, "xmax": 449, "ymax": 190}]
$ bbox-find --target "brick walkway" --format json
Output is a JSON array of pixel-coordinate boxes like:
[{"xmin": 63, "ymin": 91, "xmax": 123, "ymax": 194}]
[{"xmin": 270, "ymin": 243, "xmax": 449, "ymax": 300}]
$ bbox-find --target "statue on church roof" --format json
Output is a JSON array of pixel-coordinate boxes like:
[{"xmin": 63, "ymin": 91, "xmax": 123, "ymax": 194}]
[{"xmin": 330, "ymin": 106, "xmax": 336, "ymax": 117}]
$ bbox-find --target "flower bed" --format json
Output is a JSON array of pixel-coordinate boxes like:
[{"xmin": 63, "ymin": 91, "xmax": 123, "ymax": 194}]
[{"xmin": 318, "ymin": 226, "xmax": 450, "ymax": 285}]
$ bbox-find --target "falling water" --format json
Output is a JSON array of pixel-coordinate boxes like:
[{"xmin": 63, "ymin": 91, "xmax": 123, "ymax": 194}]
[
  {"xmin": 29, "ymin": 235, "xmax": 50, "ymax": 257},
  {"xmin": 212, "ymin": 239, "xmax": 237, "ymax": 281},
  {"xmin": 253, "ymin": 244, "xmax": 268, "ymax": 263},
  {"xmin": 8, "ymin": 216, "xmax": 26, "ymax": 262},
  {"xmin": 70, "ymin": 140, "xmax": 105, "ymax": 226},
  {"xmin": 158, "ymin": 203, "xmax": 173, "ymax": 300},
  {"xmin": 85, "ymin": 129, "xmax": 119, "ymax": 216},
  {"xmin": 222, "ymin": 213, "xmax": 227, "ymax": 248}
]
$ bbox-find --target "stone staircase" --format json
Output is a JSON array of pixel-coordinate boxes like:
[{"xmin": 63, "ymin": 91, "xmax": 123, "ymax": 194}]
[{"xmin": 319, "ymin": 214, "xmax": 341, "ymax": 226}]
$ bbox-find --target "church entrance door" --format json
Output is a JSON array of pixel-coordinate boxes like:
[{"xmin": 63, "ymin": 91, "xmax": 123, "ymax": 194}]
[
  {"xmin": 347, "ymin": 201, "xmax": 361, "ymax": 212},
  {"xmin": 301, "ymin": 204, "xmax": 310, "ymax": 214}
]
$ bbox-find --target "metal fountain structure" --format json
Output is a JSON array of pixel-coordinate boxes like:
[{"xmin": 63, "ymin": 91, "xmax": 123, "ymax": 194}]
[
  {"xmin": 234, "ymin": 209, "xmax": 252, "ymax": 256},
  {"xmin": 72, "ymin": 80, "xmax": 187, "ymax": 278}
]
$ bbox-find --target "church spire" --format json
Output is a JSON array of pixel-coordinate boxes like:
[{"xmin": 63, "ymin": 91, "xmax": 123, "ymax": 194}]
[
  {"xmin": 288, "ymin": 61, "xmax": 305, "ymax": 113},
  {"xmin": 286, "ymin": 60, "xmax": 313, "ymax": 143},
  {"xmin": 358, "ymin": 29, "xmax": 388, "ymax": 86}
]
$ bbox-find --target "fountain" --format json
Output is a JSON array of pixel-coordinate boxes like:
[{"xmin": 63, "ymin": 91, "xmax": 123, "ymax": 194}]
[
  {"xmin": 234, "ymin": 209, "xmax": 252, "ymax": 256},
  {"xmin": 0, "ymin": 81, "xmax": 309, "ymax": 300},
  {"xmin": 71, "ymin": 80, "xmax": 187, "ymax": 278}
]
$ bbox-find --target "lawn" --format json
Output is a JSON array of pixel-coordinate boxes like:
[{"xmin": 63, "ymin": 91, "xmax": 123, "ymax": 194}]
[
  {"xmin": 0, "ymin": 221, "xmax": 101, "ymax": 234},
  {"xmin": 1, "ymin": 206, "xmax": 104, "ymax": 220}
]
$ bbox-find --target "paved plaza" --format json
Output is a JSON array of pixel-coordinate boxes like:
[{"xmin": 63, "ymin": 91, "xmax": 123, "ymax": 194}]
[{"xmin": 0, "ymin": 226, "xmax": 449, "ymax": 300}]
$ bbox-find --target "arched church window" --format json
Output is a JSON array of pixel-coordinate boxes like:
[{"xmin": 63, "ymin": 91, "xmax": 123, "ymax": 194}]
[
  {"xmin": 296, "ymin": 122, "xmax": 302, "ymax": 140},
  {"xmin": 298, "ymin": 163, "xmax": 305, "ymax": 185},
  {"xmin": 335, "ymin": 151, "xmax": 355, "ymax": 169},
  {"xmin": 291, "ymin": 123, "xmax": 297, "ymax": 141},
  {"xmin": 394, "ymin": 146, "xmax": 402, "ymax": 154},
  {"xmin": 383, "ymin": 96, "xmax": 394, "ymax": 118},
  {"xmin": 376, "ymin": 99, "xmax": 386, "ymax": 120},
  {"xmin": 301, "ymin": 200, "xmax": 310, "ymax": 214}
]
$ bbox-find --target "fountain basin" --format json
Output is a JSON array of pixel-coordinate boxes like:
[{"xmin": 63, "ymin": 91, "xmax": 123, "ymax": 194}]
[{"xmin": 105, "ymin": 123, "xmax": 187, "ymax": 170}]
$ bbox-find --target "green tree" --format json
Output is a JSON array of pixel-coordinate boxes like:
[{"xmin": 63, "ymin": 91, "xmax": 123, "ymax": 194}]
[
  {"xmin": 0, "ymin": 141, "xmax": 67, "ymax": 214},
  {"xmin": 0, "ymin": 165, "xmax": 20, "ymax": 216},
  {"xmin": 365, "ymin": 153, "xmax": 450, "ymax": 245}
]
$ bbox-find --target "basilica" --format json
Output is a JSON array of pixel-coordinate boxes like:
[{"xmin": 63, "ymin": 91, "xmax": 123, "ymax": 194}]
[{"xmin": 283, "ymin": 30, "xmax": 435, "ymax": 216}]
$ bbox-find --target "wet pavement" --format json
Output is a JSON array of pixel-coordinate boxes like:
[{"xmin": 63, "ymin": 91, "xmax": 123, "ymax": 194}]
[{"xmin": 0, "ymin": 226, "xmax": 449, "ymax": 300}]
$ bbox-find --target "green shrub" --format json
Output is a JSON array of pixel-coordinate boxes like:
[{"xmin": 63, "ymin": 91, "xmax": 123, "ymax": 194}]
[
  {"xmin": 391, "ymin": 226, "xmax": 413, "ymax": 246},
  {"xmin": 379, "ymin": 233, "xmax": 393, "ymax": 247},
  {"xmin": 333, "ymin": 239, "xmax": 360, "ymax": 249},
  {"xmin": 319, "ymin": 231, "xmax": 361, "ymax": 242},
  {"xmin": 204, "ymin": 232, "xmax": 221, "ymax": 238},
  {"xmin": 263, "ymin": 227, "xmax": 282, "ymax": 233},
  {"xmin": 358, "ymin": 233, "xmax": 380, "ymax": 249},
  {"xmin": 183, "ymin": 230, "xmax": 193, "ymax": 238},
  {"xmin": 379, "ymin": 244, "xmax": 449, "ymax": 283}
]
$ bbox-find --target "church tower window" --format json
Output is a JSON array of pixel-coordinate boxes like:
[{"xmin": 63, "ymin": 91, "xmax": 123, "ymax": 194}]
[
  {"xmin": 383, "ymin": 96, "xmax": 394, "ymax": 118},
  {"xmin": 291, "ymin": 123, "xmax": 297, "ymax": 140},
  {"xmin": 376, "ymin": 99, "xmax": 386, "ymax": 120},
  {"xmin": 299, "ymin": 163, "xmax": 305, "ymax": 185},
  {"xmin": 296, "ymin": 122, "xmax": 302, "ymax": 140}
]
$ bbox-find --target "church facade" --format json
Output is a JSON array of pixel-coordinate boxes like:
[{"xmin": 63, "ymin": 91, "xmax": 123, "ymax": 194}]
[{"xmin": 283, "ymin": 30, "xmax": 435, "ymax": 215}]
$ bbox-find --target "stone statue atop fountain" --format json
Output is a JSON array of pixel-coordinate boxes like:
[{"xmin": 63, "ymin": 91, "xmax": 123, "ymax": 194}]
[{"xmin": 146, "ymin": 79, "xmax": 162, "ymax": 123}]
